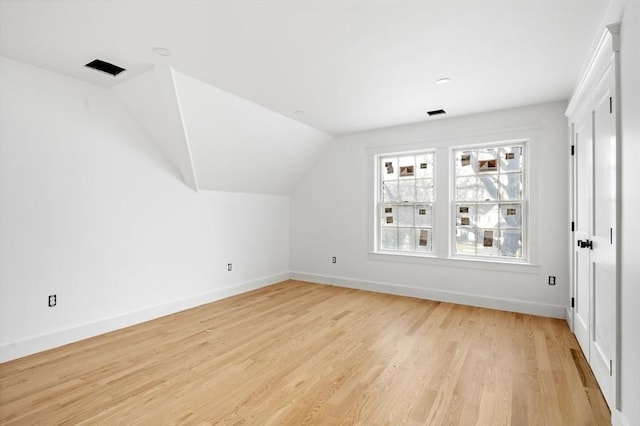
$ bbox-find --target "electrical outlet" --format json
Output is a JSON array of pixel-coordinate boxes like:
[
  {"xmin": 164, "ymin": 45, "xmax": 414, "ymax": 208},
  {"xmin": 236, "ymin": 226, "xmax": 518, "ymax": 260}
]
[
  {"xmin": 227, "ymin": 263, "xmax": 232, "ymax": 272},
  {"xmin": 48, "ymin": 294, "xmax": 56, "ymax": 307},
  {"xmin": 332, "ymin": 256, "xmax": 337, "ymax": 264},
  {"xmin": 548, "ymin": 276, "xmax": 556, "ymax": 286}
]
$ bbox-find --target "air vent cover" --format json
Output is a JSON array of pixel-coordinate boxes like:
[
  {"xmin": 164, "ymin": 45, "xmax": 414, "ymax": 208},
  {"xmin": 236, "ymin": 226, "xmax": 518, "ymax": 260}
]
[
  {"xmin": 84, "ymin": 59, "xmax": 126, "ymax": 76},
  {"xmin": 427, "ymin": 109, "xmax": 446, "ymax": 116}
]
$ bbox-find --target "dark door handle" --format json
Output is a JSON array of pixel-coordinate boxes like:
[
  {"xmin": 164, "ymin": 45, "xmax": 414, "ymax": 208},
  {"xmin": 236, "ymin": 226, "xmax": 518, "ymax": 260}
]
[{"xmin": 577, "ymin": 239, "xmax": 593, "ymax": 249}]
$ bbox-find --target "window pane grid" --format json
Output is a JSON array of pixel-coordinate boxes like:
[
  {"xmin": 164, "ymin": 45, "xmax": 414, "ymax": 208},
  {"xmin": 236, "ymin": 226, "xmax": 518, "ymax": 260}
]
[
  {"xmin": 453, "ymin": 143, "xmax": 525, "ymax": 259},
  {"xmin": 378, "ymin": 151, "xmax": 435, "ymax": 254},
  {"xmin": 455, "ymin": 202, "xmax": 523, "ymax": 257}
]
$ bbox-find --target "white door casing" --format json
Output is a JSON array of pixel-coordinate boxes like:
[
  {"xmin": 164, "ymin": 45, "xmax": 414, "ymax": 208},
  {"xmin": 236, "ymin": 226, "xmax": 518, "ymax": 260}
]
[{"xmin": 568, "ymin": 24, "xmax": 620, "ymax": 411}]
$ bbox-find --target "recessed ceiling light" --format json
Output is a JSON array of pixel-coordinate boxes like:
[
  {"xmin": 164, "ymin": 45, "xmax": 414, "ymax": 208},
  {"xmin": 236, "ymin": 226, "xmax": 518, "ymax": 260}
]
[
  {"xmin": 152, "ymin": 47, "xmax": 172, "ymax": 57},
  {"xmin": 294, "ymin": 110, "xmax": 305, "ymax": 115},
  {"xmin": 435, "ymin": 77, "xmax": 451, "ymax": 85}
]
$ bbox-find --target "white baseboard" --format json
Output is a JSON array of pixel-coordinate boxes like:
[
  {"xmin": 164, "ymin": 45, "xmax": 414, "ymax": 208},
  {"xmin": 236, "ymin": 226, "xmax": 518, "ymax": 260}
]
[
  {"xmin": 612, "ymin": 409, "xmax": 630, "ymax": 426},
  {"xmin": 0, "ymin": 272, "xmax": 289, "ymax": 363},
  {"xmin": 2, "ymin": 271, "xmax": 568, "ymax": 363},
  {"xmin": 291, "ymin": 271, "xmax": 566, "ymax": 319},
  {"xmin": 565, "ymin": 306, "xmax": 574, "ymax": 331}
]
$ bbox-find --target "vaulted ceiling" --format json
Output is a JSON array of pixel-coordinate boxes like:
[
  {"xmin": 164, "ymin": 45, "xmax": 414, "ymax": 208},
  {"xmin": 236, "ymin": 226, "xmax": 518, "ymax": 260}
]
[{"xmin": 0, "ymin": 0, "xmax": 611, "ymax": 193}]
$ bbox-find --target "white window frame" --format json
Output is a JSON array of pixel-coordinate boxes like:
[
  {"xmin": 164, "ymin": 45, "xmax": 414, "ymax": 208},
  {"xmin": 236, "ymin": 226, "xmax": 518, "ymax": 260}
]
[
  {"xmin": 368, "ymin": 128, "xmax": 540, "ymax": 273},
  {"xmin": 451, "ymin": 141, "xmax": 528, "ymax": 261},
  {"xmin": 375, "ymin": 149, "xmax": 436, "ymax": 256}
]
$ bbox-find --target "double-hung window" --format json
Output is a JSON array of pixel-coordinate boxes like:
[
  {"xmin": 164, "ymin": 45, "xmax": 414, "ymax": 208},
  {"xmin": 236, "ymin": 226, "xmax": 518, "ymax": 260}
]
[
  {"xmin": 453, "ymin": 143, "xmax": 526, "ymax": 259},
  {"xmin": 378, "ymin": 151, "xmax": 435, "ymax": 254},
  {"xmin": 374, "ymin": 140, "xmax": 528, "ymax": 263}
]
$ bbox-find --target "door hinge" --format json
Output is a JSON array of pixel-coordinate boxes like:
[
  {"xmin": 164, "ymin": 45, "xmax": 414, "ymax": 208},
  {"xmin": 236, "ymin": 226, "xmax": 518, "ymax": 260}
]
[
  {"xmin": 610, "ymin": 97, "xmax": 613, "ymax": 114},
  {"xmin": 610, "ymin": 359, "xmax": 613, "ymax": 375},
  {"xmin": 571, "ymin": 297, "xmax": 575, "ymax": 308},
  {"xmin": 571, "ymin": 221, "xmax": 575, "ymax": 232},
  {"xmin": 571, "ymin": 145, "xmax": 575, "ymax": 156}
]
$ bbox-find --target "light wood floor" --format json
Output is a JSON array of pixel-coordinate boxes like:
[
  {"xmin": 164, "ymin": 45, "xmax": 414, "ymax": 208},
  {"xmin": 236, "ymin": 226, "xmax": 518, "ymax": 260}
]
[{"xmin": 0, "ymin": 280, "xmax": 609, "ymax": 425}]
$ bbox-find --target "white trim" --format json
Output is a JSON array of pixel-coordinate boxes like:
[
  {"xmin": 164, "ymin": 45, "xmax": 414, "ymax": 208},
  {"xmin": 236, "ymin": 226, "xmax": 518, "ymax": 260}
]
[
  {"xmin": 368, "ymin": 251, "xmax": 539, "ymax": 274},
  {"xmin": 367, "ymin": 126, "xmax": 541, "ymax": 267},
  {"xmin": 612, "ymin": 409, "xmax": 630, "ymax": 426},
  {"xmin": 566, "ymin": 0, "xmax": 625, "ymax": 117},
  {"xmin": 607, "ymin": 23, "xmax": 621, "ymax": 52},
  {"xmin": 374, "ymin": 149, "xmax": 437, "ymax": 255},
  {"xmin": 365, "ymin": 125, "xmax": 543, "ymax": 156},
  {"xmin": 610, "ymin": 20, "xmax": 623, "ymax": 412},
  {"xmin": 449, "ymin": 140, "xmax": 529, "ymax": 262},
  {"xmin": 566, "ymin": 20, "xmax": 622, "ymax": 411},
  {"xmin": 565, "ymin": 306, "xmax": 574, "ymax": 331},
  {"xmin": 0, "ymin": 272, "xmax": 290, "ymax": 363},
  {"xmin": 566, "ymin": 28, "xmax": 613, "ymax": 118},
  {"xmin": 290, "ymin": 271, "xmax": 565, "ymax": 319},
  {"xmin": 568, "ymin": 122, "xmax": 576, "ymax": 333}
]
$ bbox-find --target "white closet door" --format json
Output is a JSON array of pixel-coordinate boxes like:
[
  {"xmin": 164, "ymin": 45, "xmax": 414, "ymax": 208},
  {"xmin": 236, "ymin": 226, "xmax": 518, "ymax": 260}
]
[
  {"xmin": 589, "ymin": 65, "xmax": 616, "ymax": 408},
  {"xmin": 573, "ymin": 114, "xmax": 591, "ymax": 359},
  {"xmin": 572, "ymin": 63, "xmax": 616, "ymax": 409}
]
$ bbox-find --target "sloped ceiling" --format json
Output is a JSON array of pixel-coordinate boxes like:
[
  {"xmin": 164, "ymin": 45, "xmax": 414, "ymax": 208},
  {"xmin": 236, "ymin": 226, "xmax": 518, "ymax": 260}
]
[
  {"xmin": 113, "ymin": 66, "xmax": 331, "ymax": 194},
  {"xmin": 172, "ymin": 70, "xmax": 331, "ymax": 194},
  {"xmin": 0, "ymin": 0, "xmax": 612, "ymax": 194}
]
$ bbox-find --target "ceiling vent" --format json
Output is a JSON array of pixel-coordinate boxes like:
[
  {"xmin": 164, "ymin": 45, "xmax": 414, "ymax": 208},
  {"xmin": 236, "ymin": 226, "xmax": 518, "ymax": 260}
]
[
  {"xmin": 427, "ymin": 109, "xmax": 446, "ymax": 116},
  {"xmin": 84, "ymin": 59, "xmax": 126, "ymax": 77}
]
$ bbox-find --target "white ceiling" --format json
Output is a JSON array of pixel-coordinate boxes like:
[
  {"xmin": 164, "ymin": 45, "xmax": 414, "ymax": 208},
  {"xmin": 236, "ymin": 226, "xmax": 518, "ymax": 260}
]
[{"xmin": 0, "ymin": 0, "xmax": 610, "ymax": 136}]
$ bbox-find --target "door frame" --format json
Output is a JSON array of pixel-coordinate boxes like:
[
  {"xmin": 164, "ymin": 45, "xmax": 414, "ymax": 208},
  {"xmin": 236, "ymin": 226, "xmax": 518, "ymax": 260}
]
[{"xmin": 566, "ymin": 23, "xmax": 622, "ymax": 410}]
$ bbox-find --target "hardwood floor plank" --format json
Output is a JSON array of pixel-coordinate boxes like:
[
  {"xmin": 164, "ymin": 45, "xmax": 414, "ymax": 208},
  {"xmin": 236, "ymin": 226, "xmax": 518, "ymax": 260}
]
[{"xmin": 0, "ymin": 280, "xmax": 610, "ymax": 425}]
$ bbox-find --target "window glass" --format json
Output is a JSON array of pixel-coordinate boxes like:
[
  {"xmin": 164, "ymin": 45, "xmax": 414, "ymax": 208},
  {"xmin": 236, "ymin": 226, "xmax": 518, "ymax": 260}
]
[
  {"xmin": 378, "ymin": 151, "xmax": 435, "ymax": 254},
  {"xmin": 452, "ymin": 143, "xmax": 526, "ymax": 259},
  {"xmin": 375, "ymin": 141, "xmax": 527, "ymax": 262}
]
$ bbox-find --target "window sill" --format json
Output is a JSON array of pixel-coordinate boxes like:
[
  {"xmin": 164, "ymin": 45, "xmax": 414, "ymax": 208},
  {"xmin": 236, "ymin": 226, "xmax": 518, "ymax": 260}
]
[{"xmin": 369, "ymin": 251, "xmax": 540, "ymax": 274}]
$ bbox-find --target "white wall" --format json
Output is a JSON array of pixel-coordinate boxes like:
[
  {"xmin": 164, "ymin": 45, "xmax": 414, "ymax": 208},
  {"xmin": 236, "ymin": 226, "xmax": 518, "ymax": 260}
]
[
  {"xmin": 114, "ymin": 66, "xmax": 199, "ymax": 191},
  {"xmin": 0, "ymin": 57, "xmax": 290, "ymax": 362},
  {"xmin": 615, "ymin": 2, "xmax": 640, "ymax": 425},
  {"xmin": 291, "ymin": 101, "xmax": 569, "ymax": 317}
]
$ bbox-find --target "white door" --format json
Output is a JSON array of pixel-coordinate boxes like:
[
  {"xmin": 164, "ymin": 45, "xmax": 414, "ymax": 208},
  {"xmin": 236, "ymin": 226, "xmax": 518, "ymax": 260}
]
[
  {"xmin": 589, "ymin": 65, "xmax": 616, "ymax": 407},
  {"xmin": 573, "ymin": 114, "xmax": 591, "ymax": 358},
  {"xmin": 572, "ymin": 63, "xmax": 616, "ymax": 408}
]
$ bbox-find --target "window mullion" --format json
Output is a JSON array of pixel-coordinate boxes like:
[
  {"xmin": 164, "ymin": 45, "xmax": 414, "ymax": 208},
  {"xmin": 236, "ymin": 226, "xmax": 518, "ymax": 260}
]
[{"xmin": 434, "ymin": 147, "xmax": 449, "ymax": 257}]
